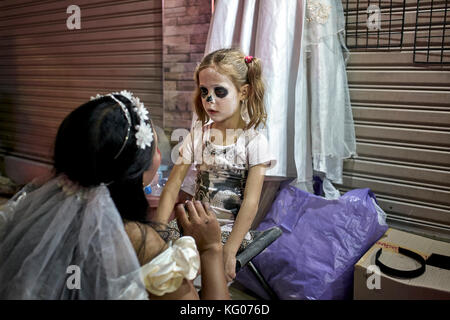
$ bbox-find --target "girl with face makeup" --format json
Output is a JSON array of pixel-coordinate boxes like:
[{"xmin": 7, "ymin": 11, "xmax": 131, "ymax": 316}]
[{"xmin": 155, "ymin": 48, "xmax": 276, "ymax": 283}]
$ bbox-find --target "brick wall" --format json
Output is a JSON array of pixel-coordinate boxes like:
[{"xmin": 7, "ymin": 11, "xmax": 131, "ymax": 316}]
[{"xmin": 163, "ymin": 0, "xmax": 212, "ymax": 132}]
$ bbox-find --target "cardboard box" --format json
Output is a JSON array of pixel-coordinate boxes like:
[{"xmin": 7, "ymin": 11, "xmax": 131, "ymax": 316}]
[{"xmin": 354, "ymin": 228, "xmax": 450, "ymax": 300}]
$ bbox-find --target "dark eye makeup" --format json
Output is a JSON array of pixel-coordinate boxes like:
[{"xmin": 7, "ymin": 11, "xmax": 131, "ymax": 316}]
[
  {"xmin": 200, "ymin": 86, "xmax": 208, "ymax": 98},
  {"xmin": 214, "ymin": 87, "xmax": 228, "ymax": 98},
  {"xmin": 199, "ymin": 86, "xmax": 229, "ymax": 99}
]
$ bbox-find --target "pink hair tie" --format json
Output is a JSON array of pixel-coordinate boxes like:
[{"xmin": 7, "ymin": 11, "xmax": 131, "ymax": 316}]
[{"xmin": 244, "ymin": 55, "xmax": 254, "ymax": 64}]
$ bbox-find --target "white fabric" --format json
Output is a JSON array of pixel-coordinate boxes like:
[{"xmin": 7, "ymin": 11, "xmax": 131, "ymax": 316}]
[
  {"xmin": 204, "ymin": 0, "xmax": 306, "ymax": 179},
  {"xmin": 304, "ymin": 0, "xmax": 357, "ymax": 185},
  {"xmin": 179, "ymin": 122, "xmax": 276, "ymax": 170},
  {"xmin": 248, "ymin": 131, "xmax": 276, "ymax": 168},
  {"xmin": 141, "ymin": 236, "xmax": 200, "ymax": 296},
  {"xmin": 0, "ymin": 177, "xmax": 148, "ymax": 300},
  {"xmin": 202, "ymin": 0, "xmax": 357, "ymax": 192}
]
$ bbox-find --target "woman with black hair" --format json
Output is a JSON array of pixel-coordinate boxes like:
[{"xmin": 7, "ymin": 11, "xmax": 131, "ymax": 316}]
[{"xmin": 0, "ymin": 91, "xmax": 229, "ymax": 300}]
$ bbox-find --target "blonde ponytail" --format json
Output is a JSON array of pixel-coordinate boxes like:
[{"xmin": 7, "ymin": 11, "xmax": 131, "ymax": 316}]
[{"xmin": 245, "ymin": 57, "xmax": 267, "ymax": 129}]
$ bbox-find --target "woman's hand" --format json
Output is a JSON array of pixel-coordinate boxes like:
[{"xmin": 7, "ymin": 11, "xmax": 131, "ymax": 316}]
[
  {"xmin": 176, "ymin": 200, "xmax": 230, "ymax": 300},
  {"xmin": 223, "ymin": 251, "xmax": 237, "ymax": 283},
  {"xmin": 175, "ymin": 201, "xmax": 222, "ymax": 254}
]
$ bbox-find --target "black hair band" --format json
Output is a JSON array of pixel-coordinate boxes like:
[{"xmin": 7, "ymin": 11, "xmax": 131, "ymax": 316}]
[{"xmin": 375, "ymin": 247, "xmax": 426, "ymax": 279}]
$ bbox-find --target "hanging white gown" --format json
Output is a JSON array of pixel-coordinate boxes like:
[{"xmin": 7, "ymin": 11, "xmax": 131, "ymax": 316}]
[
  {"xmin": 304, "ymin": 0, "xmax": 357, "ymax": 186},
  {"xmin": 199, "ymin": 0, "xmax": 356, "ymax": 195}
]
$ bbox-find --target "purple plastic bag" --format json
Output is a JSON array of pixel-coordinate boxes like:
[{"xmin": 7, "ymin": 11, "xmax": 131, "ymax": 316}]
[{"xmin": 236, "ymin": 185, "xmax": 388, "ymax": 300}]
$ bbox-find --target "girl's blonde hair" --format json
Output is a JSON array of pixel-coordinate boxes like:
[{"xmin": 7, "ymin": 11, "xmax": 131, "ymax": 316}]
[{"xmin": 193, "ymin": 48, "xmax": 267, "ymax": 130}]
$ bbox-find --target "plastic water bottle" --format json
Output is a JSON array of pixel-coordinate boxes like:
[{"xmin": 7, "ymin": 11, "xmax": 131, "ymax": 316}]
[
  {"xmin": 144, "ymin": 184, "xmax": 152, "ymax": 195},
  {"xmin": 144, "ymin": 170, "xmax": 164, "ymax": 196}
]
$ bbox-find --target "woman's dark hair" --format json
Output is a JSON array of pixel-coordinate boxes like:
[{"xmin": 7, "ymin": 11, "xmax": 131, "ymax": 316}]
[{"xmin": 53, "ymin": 94, "xmax": 155, "ymax": 224}]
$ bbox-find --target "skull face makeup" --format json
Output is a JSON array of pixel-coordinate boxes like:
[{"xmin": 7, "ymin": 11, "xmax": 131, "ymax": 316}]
[
  {"xmin": 198, "ymin": 67, "xmax": 247, "ymax": 130},
  {"xmin": 200, "ymin": 86, "xmax": 229, "ymax": 102},
  {"xmin": 214, "ymin": 87, "xmax": 229, "ymax": 98}
]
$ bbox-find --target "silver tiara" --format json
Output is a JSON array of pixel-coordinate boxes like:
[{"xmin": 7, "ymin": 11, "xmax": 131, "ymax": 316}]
[{"xmin": 90, "ymin": 90, "xmax": 154, "ymax": 159}]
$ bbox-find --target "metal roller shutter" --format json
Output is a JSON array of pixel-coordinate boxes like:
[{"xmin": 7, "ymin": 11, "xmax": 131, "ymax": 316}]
[
  {"xmin": 342, "ymin": 0, "xmax": 450, "ymax": 241},
  {"xmin": 0, "ymin": 0, "xmax": 163, "ymax": 164}
]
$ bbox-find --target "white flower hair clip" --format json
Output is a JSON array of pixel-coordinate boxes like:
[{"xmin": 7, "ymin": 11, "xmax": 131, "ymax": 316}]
[{"xmin": 90, "ymin": 90, "xmax": 154, "ymax": 159}]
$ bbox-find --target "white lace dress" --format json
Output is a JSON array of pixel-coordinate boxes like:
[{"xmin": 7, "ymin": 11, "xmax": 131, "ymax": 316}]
[{"xmin": 304, "ymin": 0, "xmax": 357, "ymax": 185}]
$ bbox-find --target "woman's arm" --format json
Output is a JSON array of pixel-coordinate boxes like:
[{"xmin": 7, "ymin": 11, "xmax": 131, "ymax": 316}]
[
  {"xmin": 126, "ymin": 200, "xmax": 229, "ymax": 300},
  {"xmin": 153, "ymin": 162, "xmax": 191, "ymax": 224},
  {"xmin": 125, "ymin": 221, "xmax": 200, "ymax": 300},
  {"xmin": 223, "ymin": 164, "xmax": 267, "ymax": 281},
  {"xmin": 176, "ymin": 201, "xmax": 230, "ymax": 300}
]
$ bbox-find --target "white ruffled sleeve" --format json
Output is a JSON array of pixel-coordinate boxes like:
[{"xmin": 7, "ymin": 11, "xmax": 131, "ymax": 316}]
[
  {"xmin": 140, "ymin": 236, "xmax": 200, "ymax": 296},
  {"xmin": 247, "ymin": 131, "xmax": 277, "ymax": 169}
]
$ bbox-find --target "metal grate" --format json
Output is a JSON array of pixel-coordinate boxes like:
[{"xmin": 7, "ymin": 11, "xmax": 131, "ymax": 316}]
[
  {"xmin": 413, "ymin": 0, "xmax": 450, "ymax": 64},
  {"xmin": 344, "ymin": 0, "xmax": 406, "ymax": 49}
]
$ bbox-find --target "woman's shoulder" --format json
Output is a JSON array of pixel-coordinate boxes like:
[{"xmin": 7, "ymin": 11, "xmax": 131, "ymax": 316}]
[{"xmin": 124, "ymin": 221, "xmax": 168, "ymax": 265}]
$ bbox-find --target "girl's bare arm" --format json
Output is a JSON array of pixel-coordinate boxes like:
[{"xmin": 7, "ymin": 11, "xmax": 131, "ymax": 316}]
[
  {"xmin": 153, "ymin": 162, "xmax": 191, "ymax": 224},
  {"xmin": 223, "ymin": 164, "xmax": 267, "ymax": 280}
]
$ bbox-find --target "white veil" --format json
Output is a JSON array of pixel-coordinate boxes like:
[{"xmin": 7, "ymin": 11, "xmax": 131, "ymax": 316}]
[{"xmin": 0, "ymin": 176, "xmax": 148, "ymax": 300}]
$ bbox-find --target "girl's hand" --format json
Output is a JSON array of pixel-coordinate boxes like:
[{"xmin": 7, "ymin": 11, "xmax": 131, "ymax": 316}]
[
  {"xmin": 223, "ymin": 251, "xmax": 237, "ymax": 282},
  {"xmin": 175, "ymin": 201, "xmax": 222, "ymax": 254}
]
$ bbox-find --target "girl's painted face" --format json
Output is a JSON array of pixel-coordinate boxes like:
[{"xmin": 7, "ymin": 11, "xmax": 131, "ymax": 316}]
[{"xmin": 198, "ymin": 67, "xmax": 243, "ymax": 125}]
